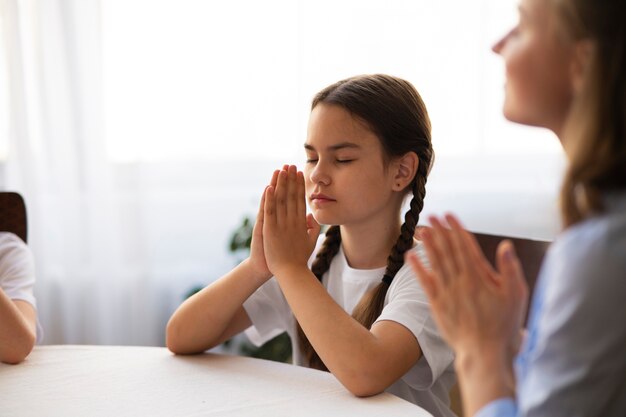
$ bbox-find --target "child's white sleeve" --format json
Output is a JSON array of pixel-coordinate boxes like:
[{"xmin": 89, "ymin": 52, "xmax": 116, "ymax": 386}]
[
  {"xmin": 243, "ymin": 277, "xmax": 291, "ymax": 347},
  {"xmin": 374, "ymin": 246, "xmax": 455, "ymax": 389}
]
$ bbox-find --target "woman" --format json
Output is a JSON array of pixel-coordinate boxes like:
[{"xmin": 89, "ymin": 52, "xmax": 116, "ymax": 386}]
[{"xmin": 406, "ymin": 0, "xmax": 626, "ymax": 416}]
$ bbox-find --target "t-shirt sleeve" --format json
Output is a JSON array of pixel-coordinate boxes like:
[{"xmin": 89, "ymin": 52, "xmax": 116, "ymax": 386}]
[
  {"xmin": 0, "ymin": 233, "xmax": 37, "ymax": 308},
  {"xmin": 374, "ymin": 244, "xmax": 455, "ymax": 389},
  {"xmin": 0, "ymin": 232, "xmax": 43, "ymax": 343},
  {"xmin": 243, "ymin": 277, "xmax": 291, "ymax": 347}
]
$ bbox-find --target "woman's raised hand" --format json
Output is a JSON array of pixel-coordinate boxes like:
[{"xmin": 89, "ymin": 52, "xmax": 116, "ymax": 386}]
[
  {"xmin": 263, "ymin": 165, "xmax": 320, "ymax": 277},
  {"xmin": 405, "ymin": 214, "xmax": 528, "ymax": 361}
]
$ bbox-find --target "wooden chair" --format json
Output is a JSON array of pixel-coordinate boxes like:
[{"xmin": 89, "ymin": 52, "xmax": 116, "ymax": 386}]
[
  {"xmin": 0, "ymin": 192, "xmax": 28, "ymax": 243},
  {"xmin": 447, "ymin": 231, "xmax": 551, "ymax": 416}
]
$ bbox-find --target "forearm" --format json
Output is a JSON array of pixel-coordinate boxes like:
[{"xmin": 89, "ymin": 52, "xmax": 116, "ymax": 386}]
[
  {"xmin": 166, "ymin": 259, "xmax": 267, "ymax": 354},
  {"xmin": 0, "ymin": 289, "xmax": 36, "ymax": 364},
  {"xmin": 274, "ymin": 266, "xmax": 402, "ymax": 396},
  {"xmin": 455, "ymin": 347, "xmax": 516, "ymax": 417}
]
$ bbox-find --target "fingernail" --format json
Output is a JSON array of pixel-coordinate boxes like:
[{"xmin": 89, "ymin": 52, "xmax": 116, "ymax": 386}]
[{"xmin": 505, "ymin": 244, "xmax": 516, "ymax": 261}]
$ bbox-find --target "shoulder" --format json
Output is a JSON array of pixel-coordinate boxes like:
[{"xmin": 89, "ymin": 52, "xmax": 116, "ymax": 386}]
[
  {"xmin": 548, "ymin": 211, "xmax": 626, "ymax": 288},
  {"xmin": 385, "ymin": 241, "xmax": 429, "ymax": 302},
  {"xmin": 0, "ymin": 232, "xmax": 33, "ymax": 274},
  {"xmin": 540, "ymin": 210, "xmax": 626, "ymax": 319}
]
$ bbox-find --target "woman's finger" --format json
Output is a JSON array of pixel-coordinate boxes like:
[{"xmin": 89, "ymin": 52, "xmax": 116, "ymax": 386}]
[
  {"xmin": 447, "ymin": 214, "xmax": 494, "ymax": 276},
  {"xmin": 406, "ymin": 251, "xmax": 439, "ymax": 301},
  {"xmin": 429, "ymin": 216, "xmax": 459, "ymax": 284},
  {"xmin": 496, "ymin": 240, "xmax": 528, "ymax": 305},
  {"xmin": 419, "ymin": 226, "xmax": 448, "ymax": 288}
]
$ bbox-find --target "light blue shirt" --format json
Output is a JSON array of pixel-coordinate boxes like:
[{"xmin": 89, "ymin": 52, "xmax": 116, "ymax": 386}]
[{"xmin": 476, "ymin": 192, "xmax": 626, "ymax": 417}]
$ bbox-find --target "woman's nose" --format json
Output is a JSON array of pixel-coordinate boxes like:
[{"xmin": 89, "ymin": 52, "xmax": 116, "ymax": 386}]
[{"xmin": 492, "ymin": 27, "xmax": 513, "ymax": 55}]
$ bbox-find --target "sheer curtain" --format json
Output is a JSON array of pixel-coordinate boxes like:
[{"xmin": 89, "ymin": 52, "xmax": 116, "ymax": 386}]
[{"xmin": 0, "ymin": 0, "xmax": 565, "ymax": 346}]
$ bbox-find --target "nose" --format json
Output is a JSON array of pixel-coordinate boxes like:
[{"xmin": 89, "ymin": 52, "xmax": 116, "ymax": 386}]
[
  {"xmin": 308, "ymin": 160, "xmax": 331, "ymax": 186},
  {"xmin": 492, "ymin": 27, "xmax": 513, "ymax": 55}
]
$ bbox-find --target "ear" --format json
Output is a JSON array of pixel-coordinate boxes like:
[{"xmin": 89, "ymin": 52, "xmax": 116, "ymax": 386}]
[
  {"xmin": 391, "ymin": 151, "xmax": 419, "ymax": 192},
  {"xmin": 570, "ymin": 39, "xmax": 594, "ymax": 94}
]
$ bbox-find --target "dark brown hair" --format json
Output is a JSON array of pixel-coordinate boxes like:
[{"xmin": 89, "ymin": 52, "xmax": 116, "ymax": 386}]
[
  {"xmin": 297, "ymin": 74, "xmax": 433, "ymax": 370},
  {"xmin": 554, "ymin": 0, "xmax": 626, "ymax": 226}
]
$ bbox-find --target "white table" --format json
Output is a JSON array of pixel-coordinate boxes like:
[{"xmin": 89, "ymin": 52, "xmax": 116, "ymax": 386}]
[{"xmin": 0, "ymin": 345, "xmax": 432, "ymax": 416}]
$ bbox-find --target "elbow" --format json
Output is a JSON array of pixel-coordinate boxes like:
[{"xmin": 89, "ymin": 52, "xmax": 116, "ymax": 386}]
[
  {"xmin": 1, "ymin": 332, "xmax": 36, "ymax": 364},
  {"xmin": 165, "ymin": 318, "xmax": 186, "ymax": 354},
  {"xmin": 340, "ymin": 373, "xmax": 387, "ymax": 398}
]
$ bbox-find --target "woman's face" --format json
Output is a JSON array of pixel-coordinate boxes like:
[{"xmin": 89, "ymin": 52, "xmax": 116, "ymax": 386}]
[{"xmin": 492, "ymin": 0, "xmax": 577, "ymax": 136}]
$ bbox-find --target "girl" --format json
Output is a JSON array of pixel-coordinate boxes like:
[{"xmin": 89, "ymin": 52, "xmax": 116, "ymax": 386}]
[
  {"xmin": 167, "ymin": 74, "xmax": 456, "ymax": 417},
  {"xmin": 407, "ymin": 0, "xmax": 626, "ymax": 416}
]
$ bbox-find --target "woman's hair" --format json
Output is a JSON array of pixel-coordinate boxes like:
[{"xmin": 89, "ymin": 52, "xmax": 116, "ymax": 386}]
[
  {"xmin": 297, "ymin": 74, "xmax": 434, "ymax": 370},
  {"xmin": 554, "ymin": 0, "xmax": 626, "ymax": 227}
]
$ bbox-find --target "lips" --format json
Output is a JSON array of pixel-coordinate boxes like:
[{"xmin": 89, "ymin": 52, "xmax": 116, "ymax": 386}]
[{"xmin": 310, "ymin": 193, "xmax": 336, "ymax": 204}]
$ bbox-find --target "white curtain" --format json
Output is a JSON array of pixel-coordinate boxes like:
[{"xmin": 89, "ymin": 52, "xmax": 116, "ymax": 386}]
[{"xmin": 0, "ymin": 0, "xmax": 565, "ymax": 346}]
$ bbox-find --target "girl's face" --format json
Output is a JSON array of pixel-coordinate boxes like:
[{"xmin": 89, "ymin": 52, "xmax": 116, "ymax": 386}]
[
  {"xmin": 304, "ymin": 103, "xmax": 401, "ymax": 228},
  {"xmin": 493, "ymin": 0, "xmax": 576, "ymax": 135}
]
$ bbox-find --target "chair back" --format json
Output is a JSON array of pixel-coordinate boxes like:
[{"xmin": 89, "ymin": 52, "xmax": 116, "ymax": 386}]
[
  {"xmin": 0, "ymin": 192, "xmax": 28, "ymax": 243},
  {"xmin": 473, "ymin": 231, "xmax": 551, "ymax": 313},
  {"xmin": 447, "ymin": 231, "xmax": 551, "ymax": 417}
]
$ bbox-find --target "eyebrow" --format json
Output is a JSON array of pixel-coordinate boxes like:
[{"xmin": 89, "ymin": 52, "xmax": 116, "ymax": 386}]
[{"xmin": 304, "ymin": 142, "xmax": 362, "ymax": 151}]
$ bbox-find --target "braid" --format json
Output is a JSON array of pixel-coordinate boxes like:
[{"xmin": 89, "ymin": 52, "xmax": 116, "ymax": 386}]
[
  {"xmin": 311, "ymin": 226, "xmax": 341, "ymax": 280},
  {"xmin": 384, "ymin": 165, "xmax": 427, "ymax": 280},
  {"xmin": 351, "ymin": 172, "xmax": 427, "ymax": 332},
  {"xmin": 297, "ymin": 226, "xmax": 341, "ymax": 370}
]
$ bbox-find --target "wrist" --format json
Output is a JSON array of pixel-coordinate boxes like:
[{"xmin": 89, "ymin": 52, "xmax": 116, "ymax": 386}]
[
  {"xmin": 454, "ymin": 346, "xmax": 516, "ymax": 415},
  {"xmin": 271, "ymin": 263, "xmax": 310, "ymax": 282},
  {"xmin": 239, "ymin": 259, "xmax": 272, "ymax": 285}
]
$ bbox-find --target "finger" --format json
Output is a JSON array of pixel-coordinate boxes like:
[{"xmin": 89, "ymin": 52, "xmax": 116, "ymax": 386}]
[
  {"xmin": 405, "ymin": 251, "xmax": 438, "ymax": 301},
  {"xmin": 297, "ymin": 170, "xmax": 306, "ymax": 221},
  {"xmin": 264, "ymin": 185, "xmax": 277, "ymax": 232},
  {"xmin": 306, "ymin": 213, "xmax": 321, "ymax": 246},
  {"xmin": 429, "ymin": 216, "xmax": 459, "ymax": 283},
  {"xmin": 270, "ymin": 169, "xmax": 280, "ymax": 188},
  {"xmin": 274, "ymin": 170, "xmax": 288, "ymax": 225},
  {"xmin": 255, "ymin": 187, "xmax": 267, "ymax": 232},
  {"xmin": 444, "ymin": 213, "xmax": 494, "ymax": 289},
  {"xmin": 446, "ymin": 214, "xmax": 493, "ymax": 274},
  {"xmin": 418, "ymin": 226, "xmax": 448, "ymax": 289},
  {"xmin": 286, "ymin": 165, "xmax": 298, "ymax": 220},
  {"xmin": 414, "ymin": 225, "xmax": 430, "ymax": 240},
  {"xmin": 496, "ymin": 240, "xmax": 529, "ymax": 304}
]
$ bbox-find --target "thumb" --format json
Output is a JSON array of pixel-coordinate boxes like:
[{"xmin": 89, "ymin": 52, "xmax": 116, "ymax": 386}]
[
  {"xmin": 306, "ymin": 213, "xmax": 321, "ymax": 243},
  {"xmin": 496, "ymin": 240, "xmax": 529, "ymax": 299}
]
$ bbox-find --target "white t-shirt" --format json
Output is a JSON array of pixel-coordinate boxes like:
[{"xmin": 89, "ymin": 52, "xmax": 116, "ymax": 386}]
[
  {"xmin": 0, "ymin": 231, "xmax": 42, "ymax": 342},
  {"xmin": 243, "ymin": 240, "xmax": 456, "ymax": 417}
]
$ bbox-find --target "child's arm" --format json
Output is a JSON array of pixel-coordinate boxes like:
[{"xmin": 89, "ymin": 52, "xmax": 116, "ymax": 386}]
[
  {"xmin": 263, "ymin": 167, "xmax": 422, "ymax": 396},
  {"xmin": 0, "ymin": 288, "xmax": 36, "ymax": 364},
  {"xmin": 166, "ymin": 172, "xmax": 280, "ymax": 354}
]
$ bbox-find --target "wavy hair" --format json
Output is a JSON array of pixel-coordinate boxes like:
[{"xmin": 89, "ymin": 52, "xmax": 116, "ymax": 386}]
[{"xmin": 554, "ymin": 0, "xmax": 626, "ymax": 226}]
